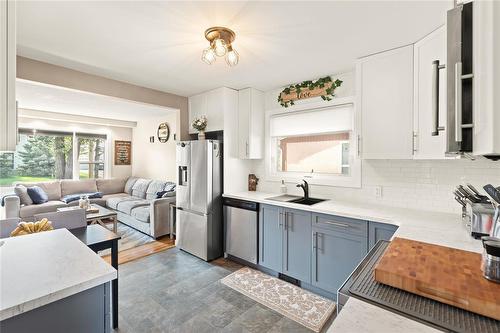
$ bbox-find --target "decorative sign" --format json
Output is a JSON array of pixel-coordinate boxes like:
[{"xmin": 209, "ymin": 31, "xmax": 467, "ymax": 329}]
[
  {"xmin": 278, "ymin": 76, "xmax": 343, "ymax": 108},
  {"xmin": 157, "ymin": 122, "xmax": 170, "ymax": 143},
  {"xmin": 114, "ymin": 140, "xmax": 131, "ymax": 165}
]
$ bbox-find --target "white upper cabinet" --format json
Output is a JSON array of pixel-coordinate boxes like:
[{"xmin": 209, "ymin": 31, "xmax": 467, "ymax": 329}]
[
  {"xmin": 357, "ymin": 45, "xmax": 414, "ymax": 159},
  {"xmin": 0, "ymin": 0, "xmax": 17, "ymax": 152},
  {"xmin": 188, "ymin": 87, "xmax": 235, "ymax": 134},
  {"xmin": 473, "ymin": 0, "xmax": 500, "ymax": 158},
  {"xmin": 238, "ymin": 88, "xmax": 264, "ymax": 159},
  {"xmin": 413, "ymin": 26, "xmax": 447, "ymax": 159}
]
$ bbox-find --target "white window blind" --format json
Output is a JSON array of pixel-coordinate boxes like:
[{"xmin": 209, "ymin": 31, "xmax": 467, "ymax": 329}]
[{"xmin": 270, "ymin": 104, "xmax": 353, "ymax": 137}]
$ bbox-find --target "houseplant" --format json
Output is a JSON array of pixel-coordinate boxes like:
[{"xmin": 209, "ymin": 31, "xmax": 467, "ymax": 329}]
[{"xmin": 192, "ymin": 116, "xmax": 208, "ymax": 140}]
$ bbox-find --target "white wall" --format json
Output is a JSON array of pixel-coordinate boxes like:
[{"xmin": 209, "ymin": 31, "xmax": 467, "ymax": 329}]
[
  {"xmin": 18, "ymin": 113, "xmax": 133, "ymax": 179},
  {"xmin": 230, "ymin": 72, "xmax": 500, "ymax": 214},
  {"xmin": 132, "ymin": 112, "xmax": 177, "ymax": 181}
]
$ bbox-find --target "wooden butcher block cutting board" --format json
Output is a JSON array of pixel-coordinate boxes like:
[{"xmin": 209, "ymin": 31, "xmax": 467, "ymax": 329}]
[{"xmin": 374, "ymin": 237, "xmax": 500, "ymax": 320}]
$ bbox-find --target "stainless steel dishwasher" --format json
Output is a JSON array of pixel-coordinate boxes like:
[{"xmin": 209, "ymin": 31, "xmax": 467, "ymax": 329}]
[{"xmin": 223, "ymin": 198, "xmax": 259, "ymax": 264}]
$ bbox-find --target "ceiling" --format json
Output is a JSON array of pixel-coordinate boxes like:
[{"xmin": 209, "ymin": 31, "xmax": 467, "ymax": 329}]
[
  {"xmin": 17, "ymin": 1, "xmax": 452, "ymax": 97},
  {"xmin": 16, "ymin": 80, "xmax": 177, "ymax": 121}
]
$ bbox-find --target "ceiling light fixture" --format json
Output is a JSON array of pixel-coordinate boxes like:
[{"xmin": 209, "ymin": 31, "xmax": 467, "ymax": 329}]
[{"xmin": 201, "ymin": 26, "xmax": 239, "ymax": 67}]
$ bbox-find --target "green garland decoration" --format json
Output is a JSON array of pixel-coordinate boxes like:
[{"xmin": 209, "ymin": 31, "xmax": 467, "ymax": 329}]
[{"xmin": 277, "ymin": 76, "xmax": 343, "ymax": 108}]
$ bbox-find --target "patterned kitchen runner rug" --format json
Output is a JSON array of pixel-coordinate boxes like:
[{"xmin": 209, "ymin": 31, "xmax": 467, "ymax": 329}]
[{"xmin": 221, "ymin": 267, "xmax": 335, "ymax": 332}]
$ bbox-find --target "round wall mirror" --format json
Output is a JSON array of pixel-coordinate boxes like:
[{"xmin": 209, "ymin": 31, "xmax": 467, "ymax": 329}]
[{"xmin": 157, "ymin": 122, "xmax": 170, "ymax": 143}]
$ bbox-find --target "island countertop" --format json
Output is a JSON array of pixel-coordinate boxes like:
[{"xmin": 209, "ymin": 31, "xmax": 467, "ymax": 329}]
[
  {"xmin": 0, "ymin": 228, "xmax": 117, "ymax": 321},
  {"xmin": 223, "ymin": 191, "xmax": 483, "ymax": 332}
]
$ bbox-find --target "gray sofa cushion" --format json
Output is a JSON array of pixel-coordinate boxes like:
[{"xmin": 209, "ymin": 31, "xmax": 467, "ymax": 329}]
[
  {"xmin": 17, "ymin": 181, "xmax": 61, "ymax": 201},
  {"xmin": 106, "ymin": 195, "xmax": 135, "ymax": 210},
  {"xmin": 61, "ymin": 179, "xmax": 98, "ymax": 197},
  {"xmin": 116, "ymin": 199, "xmax": 150, "ymax": 215},
  {"xmin": 96, "ymin": 178, "xmax": 126, "ymax": 195},
  {"xmin": 14, "ymin": 185, "xmax": 33, "ymax": 206},
  {"xmin": 131, "ymin": 179, "xmax": 151, "ymax": 199},
  {"xmin": 124, "ymin": 177, "xmax": 138, "ymax": 195},
  {"xmin": 145, "ymin": 180, "xmax": 168, "ymax": 200},
  {"xmin": 19, "ymin": 200, "xmax": 68, "ymax": 219},
  {"xmin": 131, "ymin": 206, "xmax": 150, "ymax": 223}
]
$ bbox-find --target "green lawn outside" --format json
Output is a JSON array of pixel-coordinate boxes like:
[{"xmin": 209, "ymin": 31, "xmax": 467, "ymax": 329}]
[
  {"xmin": 0, "ymin": 176, "xmax": 54, "ymax": 186},
  {"xmin": 1, "ymin": 172, "xmax": 93, "ymax": 186}
]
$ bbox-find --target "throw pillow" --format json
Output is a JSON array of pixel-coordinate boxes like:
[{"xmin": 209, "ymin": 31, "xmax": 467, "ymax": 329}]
[
  {"xmin": 27, "ymin": 186, "xmax": 49, "ymax": 204},
  {"xmin": 14, "ymin": 185, "xmax": 33, "ymax": 206},
  {"xmin": 61, "ymin": 192, "xmax": 104, "ymax": 204},
  {"xmin": 156, "ymin": 190, "xmax": 167, "ymax": 198},
  {"xmin": 162, "ymin": 191, "xmax": 176, "ymax": 198}
]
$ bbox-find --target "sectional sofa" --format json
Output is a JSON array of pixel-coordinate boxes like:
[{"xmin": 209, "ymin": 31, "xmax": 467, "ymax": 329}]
[{"xmin": 4, "ymin": 177, "xmax": 176, "ymax": 238}]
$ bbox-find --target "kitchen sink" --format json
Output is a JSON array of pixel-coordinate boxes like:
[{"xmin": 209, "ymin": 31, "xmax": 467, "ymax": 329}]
[
  {"xmin": 265, "ymin": 194, "xmax": 302, "ymax": 202},
  {"xmin": 265, "ymin": 195, "xmax": 326, "ymax": 206},
  {"xmin": 289, "ymin": 197, "xmax": 326, "ymax": 205}
]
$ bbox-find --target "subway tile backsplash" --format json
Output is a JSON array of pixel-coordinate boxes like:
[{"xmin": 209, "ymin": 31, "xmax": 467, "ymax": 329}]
[{"xmin": 255, "ymin": 159, "xmax": 500, "ymax": 214}]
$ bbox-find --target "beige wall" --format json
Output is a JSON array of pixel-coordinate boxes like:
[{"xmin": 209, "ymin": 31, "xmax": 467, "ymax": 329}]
[
  {"xmin": 132, "ymin": 113, "xmax": 177, "ymax": 181},
  {"xmin": 16, "ymin": 56, "xmax": 189, "ymax": 140},
  {"xmin": 18, "ymin": 110, "xmax": 134, "ymax": 179}
]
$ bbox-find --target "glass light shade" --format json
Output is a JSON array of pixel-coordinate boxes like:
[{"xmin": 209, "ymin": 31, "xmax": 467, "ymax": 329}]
[
  {"xmin": 225, "ymin": 48, "xmax": 239, "ymax": 67},
  {"xmin": 213, "ymin": 38, "xmax": 227, "ymax": 57},
  {"xmin": 201, "ymin": 47, "xmax": 216, "ymax": 65}
]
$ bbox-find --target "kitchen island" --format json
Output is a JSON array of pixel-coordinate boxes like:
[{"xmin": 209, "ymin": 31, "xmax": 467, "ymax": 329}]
[
  {"xmin": 0, "ymin": 228, "xmax": 116, "ymax": 333},
  {"xmin": 223, "ymin": 191, "xmax": 483, "ymax": 333}
]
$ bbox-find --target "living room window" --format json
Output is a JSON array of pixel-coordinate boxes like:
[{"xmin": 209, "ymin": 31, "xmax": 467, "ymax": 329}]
[
  {"xmin": 0, "ymin": 129, "xmax": 108, "ymax": 187},
  {"xmin": 267, "ymin": 103, "xmax": 361, "ymax": 188},
  {"xmin": 77, "ymin": 134, "xmax": 106, "ymax": 179}
]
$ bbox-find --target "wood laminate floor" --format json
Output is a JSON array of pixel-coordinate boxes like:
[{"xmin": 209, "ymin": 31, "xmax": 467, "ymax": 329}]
[
  {"xmin": 102, "ymin": 236, "xmax": 175, "ymax": 265},
  {"xmin": 115, "ymin": 247, "xmax": 334, "ymax": 333}
]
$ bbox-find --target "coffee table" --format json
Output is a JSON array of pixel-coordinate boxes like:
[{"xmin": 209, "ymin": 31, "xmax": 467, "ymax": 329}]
[
  {"xmin": 58, "ymin": 204, "xmax": 118, "ymax": 233},
  {"xmin": 69, "ymin": 225, "xmax": 121, "ymax": 329}
]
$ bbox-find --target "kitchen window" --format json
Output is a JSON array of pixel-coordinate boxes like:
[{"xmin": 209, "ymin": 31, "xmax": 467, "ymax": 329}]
[{"xmin": 267, "ymin": 103, "xmax": 361, "ymax": 187}]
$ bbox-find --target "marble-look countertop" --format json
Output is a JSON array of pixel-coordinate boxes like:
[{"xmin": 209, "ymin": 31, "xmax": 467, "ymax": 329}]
[
  {"xmin": 223, "ymin": 191, "xmax": 483, "ymax": 332},
  {"xmin": 0, "ymin": 228, "xmax": 117, "ymax": 321}
]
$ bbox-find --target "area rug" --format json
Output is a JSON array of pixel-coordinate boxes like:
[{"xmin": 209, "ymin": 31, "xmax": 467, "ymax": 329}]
[
  {"xmin": 99, "ymin": 222, "xmax": 154, "ymax": 255},
  {"xmin": 221, "ymin": 267, "xmax": 335, "ymax": 332}
]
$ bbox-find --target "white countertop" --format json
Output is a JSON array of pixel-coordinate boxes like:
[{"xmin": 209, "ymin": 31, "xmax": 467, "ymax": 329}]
[
  {"xmin": 223, "ymin": 191, "xmax": 483, "ymax": 332},
  {"xmin": 0, "ymin": 228, "xmax": 117, "ymax": 321}
]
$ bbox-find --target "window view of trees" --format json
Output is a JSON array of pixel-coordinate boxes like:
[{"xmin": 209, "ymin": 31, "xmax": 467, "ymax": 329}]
[
  {"xmin": 0, "ymin": 131, "xmax": 106, "ymax": 187},
  {"xmin": 78, "ymin": 137, "xmax": 105, "ymax": 179}
]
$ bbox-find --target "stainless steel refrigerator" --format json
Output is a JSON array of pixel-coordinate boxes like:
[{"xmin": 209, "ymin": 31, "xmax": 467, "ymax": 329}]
[{"xmin": 176, "ymin": 140, "xmax": 223, "ymax": 261}]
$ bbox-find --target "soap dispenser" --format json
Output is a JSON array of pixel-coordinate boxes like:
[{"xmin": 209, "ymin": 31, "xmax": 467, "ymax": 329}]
[{"xmin": 280, "ymin": 180, "xmax": 287, "ymax": 194}]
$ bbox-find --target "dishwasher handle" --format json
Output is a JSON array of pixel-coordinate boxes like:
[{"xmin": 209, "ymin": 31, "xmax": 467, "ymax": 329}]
[{"xmin": 223, "ymin": 198, "xmax": 259, "ymax": 211}]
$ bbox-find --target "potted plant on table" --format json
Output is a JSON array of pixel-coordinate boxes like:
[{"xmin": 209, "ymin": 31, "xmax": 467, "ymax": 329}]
[{"xmin": 192, "ymin": 116, "xmax": 208, "ymax": 140}]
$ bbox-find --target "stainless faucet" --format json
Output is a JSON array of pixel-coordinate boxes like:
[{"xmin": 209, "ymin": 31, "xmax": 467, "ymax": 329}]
[{"xmin": 296, "ymin": 179, "xmax": 309, "ymax": 199}]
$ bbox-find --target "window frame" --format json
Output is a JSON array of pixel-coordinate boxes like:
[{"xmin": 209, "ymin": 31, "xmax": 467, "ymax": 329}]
[{"xmin": 265, "ymin": 98, "xmax": 361, "ymax": 188}]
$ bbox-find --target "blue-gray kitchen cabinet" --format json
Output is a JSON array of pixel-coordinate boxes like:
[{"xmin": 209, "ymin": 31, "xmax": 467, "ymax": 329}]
[
  {"xmin": 283, "ymin": 208, "xmax": 312, "ymax": 283},
  {"xmin": 368, "ymin": 222, "xmax": 398, "ymax": 250},
  {"xmin": 311, "ymin": 216, "xmax": 368, "ymax": 295},
  {"xmin": 259, "ymin": 204, "xmax": 282, "ymax": 272}
]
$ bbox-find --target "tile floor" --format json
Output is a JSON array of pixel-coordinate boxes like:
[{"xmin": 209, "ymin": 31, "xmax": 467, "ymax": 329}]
[{"xmin": 116, "ymin": 247, "xmax": 333, "ymax": 332}]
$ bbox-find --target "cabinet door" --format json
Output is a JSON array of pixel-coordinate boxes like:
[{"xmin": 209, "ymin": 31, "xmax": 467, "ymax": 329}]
[
  {"xmin": 259, "ymin": 205, "xmax": 282, "ymax": 272},
  {"xmin": 238, "ymin": 88, "xmax": 251, "ymax": 159},
  {"xmin": 312, "ymin": 227, "xmax": 367, "ymax": 295},
  {"xmin": 413, "ymin": 26, "xmax": 447, "ymax": 159},
  {"xmin": 358, "ymin": 45, "xmax": 414, "ymax": 159},
  {"xmin": 188, "ymin": 93, "xmax": 207, "ymax": 134},
  {"xmin": 238, "ymin": 88, "xmax": 264, "ymax": 159},
  {"xmin": 368, "ymin": 222, "xmax": 398, "ymax": 250},
  {"xmin": 205, "ymin": 88, "xmax": 224, "ymax": 132},
  {"xmin": 0, "ymin": 0, "xmax": 17, "ymax": 152},
  {"xmin": 283, "ymin": 208, "xmax": 311, "ymax": 283}
]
